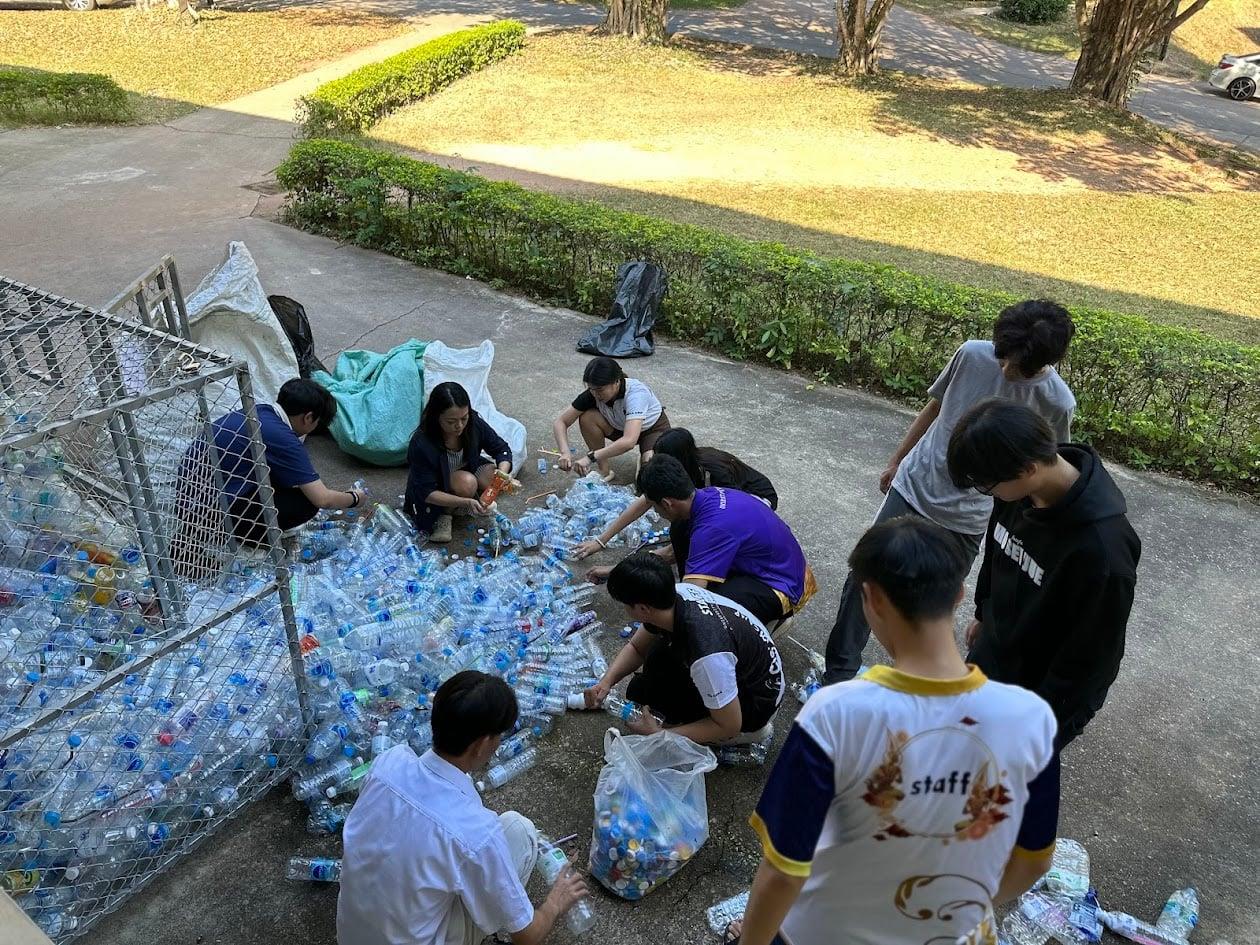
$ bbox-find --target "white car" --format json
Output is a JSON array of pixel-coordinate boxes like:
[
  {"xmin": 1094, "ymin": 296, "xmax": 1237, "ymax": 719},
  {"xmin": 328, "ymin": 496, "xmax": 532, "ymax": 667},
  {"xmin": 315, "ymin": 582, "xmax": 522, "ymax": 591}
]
[{"xmin": 1209, "ymin": 52, "xmax": 1260, "ymax": 101}]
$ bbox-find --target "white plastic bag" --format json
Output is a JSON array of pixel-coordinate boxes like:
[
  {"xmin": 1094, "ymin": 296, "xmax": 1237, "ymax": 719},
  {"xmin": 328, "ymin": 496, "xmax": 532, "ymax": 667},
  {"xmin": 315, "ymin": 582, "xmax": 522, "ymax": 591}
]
[
  {"xmin": 422, "ymin": 340, "xmax": 527, "ymax": 473},
  {"xmin": 589, "ymin": 728, "xmax": 716, "ymax": 900},
  {"xmin": 185, "ymin": 241, "xmax": 300, "ymax": 404}
]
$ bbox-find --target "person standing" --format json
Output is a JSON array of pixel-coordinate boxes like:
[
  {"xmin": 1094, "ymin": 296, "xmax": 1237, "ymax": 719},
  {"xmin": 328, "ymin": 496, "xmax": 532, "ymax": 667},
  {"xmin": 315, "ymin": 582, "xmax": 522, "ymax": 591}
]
[
  {"xmin": 728, "ymin": 517, "xmax": 1060, "ymax": 945},
  {"xmin": 946, "ymin": 397, "xmax": 1140, "ymax": 753},
  {"xmin": 338, "ymin": 671, "xmax": 589, "ymax": 945},
  {"xmin": 551, "ymin": 357, "xmax": 670, "ymax": 481},
  {"xmin": 823, "ymin": 300, "xmax": 1077, "ymax": 683},
  {"xmin": 404, "ymin": 382, "xmax": 515, "ymax": 544}
]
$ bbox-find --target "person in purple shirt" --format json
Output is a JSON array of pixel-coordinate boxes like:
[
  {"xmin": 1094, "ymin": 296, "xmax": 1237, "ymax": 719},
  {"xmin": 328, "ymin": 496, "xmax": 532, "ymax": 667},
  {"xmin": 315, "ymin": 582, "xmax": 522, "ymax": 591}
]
[{"xmin": 590, "ymin": 455, "xmax": 814, "ymax": 626}]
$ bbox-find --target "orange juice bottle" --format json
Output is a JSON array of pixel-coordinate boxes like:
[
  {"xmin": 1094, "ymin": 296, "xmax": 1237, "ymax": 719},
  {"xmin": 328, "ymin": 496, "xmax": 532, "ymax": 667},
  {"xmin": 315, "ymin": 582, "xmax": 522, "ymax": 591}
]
[{"xmin": 479, "ymin": 470, "xmax": 513, "ymax": 506}]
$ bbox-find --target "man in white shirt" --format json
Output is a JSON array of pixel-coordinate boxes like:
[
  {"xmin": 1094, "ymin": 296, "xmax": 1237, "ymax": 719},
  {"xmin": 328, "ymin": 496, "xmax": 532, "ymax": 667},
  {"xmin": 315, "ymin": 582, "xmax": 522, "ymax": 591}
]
[
  {"xmin": 338, "ymin": 671, "xmax": 588, "ymax": 945},
  {"xmin": 729, "ymin": 517, "xmax": 1060, "ymax": 945}
]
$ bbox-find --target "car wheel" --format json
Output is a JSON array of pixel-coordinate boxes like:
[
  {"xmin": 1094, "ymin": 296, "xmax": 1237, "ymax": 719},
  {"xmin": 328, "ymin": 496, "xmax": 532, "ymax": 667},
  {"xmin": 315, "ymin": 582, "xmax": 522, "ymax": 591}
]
[
  {"xmin": 61, "ymin": 0, "xmax": 98, "ymax": 10},
  {"xmin": 1227, "ymin": 77, "xmax": 1257, "ymax": 101}
]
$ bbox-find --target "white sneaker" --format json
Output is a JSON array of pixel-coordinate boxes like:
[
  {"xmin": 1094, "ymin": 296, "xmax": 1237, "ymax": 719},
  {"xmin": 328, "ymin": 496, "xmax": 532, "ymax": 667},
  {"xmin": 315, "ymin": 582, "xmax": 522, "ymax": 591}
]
[
  {"xmin": 720, "ymin": 722, "xmax": 774, "ymax": 747},
  {"xmin": 429, "ymin": 515, "xmax": 453, "ymax": 543}
]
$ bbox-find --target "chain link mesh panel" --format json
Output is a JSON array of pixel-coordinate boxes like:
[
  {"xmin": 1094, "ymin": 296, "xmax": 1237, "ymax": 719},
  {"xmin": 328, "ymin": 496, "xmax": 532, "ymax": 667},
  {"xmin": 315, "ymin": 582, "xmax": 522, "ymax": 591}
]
[{"xmin": 0, "ymin": 278, "xmax": 309, "ymax": 941}]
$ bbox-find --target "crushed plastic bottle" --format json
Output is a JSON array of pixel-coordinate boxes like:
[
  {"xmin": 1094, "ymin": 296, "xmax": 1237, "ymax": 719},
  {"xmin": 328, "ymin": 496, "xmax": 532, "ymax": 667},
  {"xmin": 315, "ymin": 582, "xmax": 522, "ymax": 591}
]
[
  {"xmin": 707, "ymin": 890, "xmax": 749, "ymax": 933},
  {"xmin": 1156, "ymin": 888, "xmax": 1198, "ymax": 942}
]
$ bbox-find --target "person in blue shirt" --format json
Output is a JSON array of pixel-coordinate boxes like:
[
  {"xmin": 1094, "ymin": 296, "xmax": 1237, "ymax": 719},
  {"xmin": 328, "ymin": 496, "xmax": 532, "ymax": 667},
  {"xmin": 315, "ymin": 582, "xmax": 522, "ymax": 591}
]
[{"xmin": 206, "ymin": 378, "xmax": 366, "ymax": 543}]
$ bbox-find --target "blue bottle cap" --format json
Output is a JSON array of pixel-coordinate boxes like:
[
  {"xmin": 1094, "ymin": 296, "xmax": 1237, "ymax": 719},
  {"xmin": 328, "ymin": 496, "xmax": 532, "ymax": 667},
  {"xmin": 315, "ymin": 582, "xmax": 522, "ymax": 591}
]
[
  {"xmin": 67, "ymin": 732, "xmax": 82, "ymax": 748},
  {"xmin": 44, "ymin": 812, "xmax": 61, "ymax": 827}
]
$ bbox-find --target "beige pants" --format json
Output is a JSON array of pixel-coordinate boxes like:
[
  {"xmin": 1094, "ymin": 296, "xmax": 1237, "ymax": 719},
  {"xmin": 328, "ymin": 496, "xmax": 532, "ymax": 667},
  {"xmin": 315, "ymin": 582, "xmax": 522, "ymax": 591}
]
[{"xmin": 448, "ymin": 811, "xmax": 540, "ymax": 945}]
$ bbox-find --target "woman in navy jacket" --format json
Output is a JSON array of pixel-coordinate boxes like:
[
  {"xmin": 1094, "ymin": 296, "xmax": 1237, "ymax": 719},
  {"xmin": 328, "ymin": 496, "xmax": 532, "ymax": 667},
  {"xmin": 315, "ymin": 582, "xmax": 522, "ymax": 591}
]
[{"xmin": 404, "ymin": 382, "xmax": 513, "ymax": 542}]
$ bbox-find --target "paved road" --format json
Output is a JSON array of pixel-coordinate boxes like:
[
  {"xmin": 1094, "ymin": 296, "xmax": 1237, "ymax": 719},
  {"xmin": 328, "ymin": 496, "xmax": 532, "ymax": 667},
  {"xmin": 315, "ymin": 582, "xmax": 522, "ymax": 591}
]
[{"xmin": 1, "ymin": 24, "xmax": 1258, "ymax": 944}]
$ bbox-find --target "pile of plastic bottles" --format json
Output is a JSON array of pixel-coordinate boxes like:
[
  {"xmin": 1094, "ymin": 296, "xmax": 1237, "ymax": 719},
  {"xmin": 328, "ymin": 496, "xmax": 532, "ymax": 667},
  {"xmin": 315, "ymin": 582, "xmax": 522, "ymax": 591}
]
[
  {"xmin": 516, "ymin": 472, "xmax": 666, "ymax": 553},
  {"xmin": 281, "ymin": 487, "xmax": 624, "ymax": 824},
  {"xmin": 589, "ymin": 784, "xmax": 706, "ymax": 900},
  {"xmin": 1002, "ymin": 839, "xmax": 1203, "ymax": 945}
]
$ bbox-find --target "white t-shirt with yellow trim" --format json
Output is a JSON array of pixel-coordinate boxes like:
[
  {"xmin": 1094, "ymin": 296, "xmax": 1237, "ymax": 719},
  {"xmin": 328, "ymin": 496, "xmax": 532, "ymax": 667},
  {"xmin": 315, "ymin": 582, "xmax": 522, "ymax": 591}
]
[{"xmin": 750, "ymin": 665, "xmax": 1057, "ymax": 945}]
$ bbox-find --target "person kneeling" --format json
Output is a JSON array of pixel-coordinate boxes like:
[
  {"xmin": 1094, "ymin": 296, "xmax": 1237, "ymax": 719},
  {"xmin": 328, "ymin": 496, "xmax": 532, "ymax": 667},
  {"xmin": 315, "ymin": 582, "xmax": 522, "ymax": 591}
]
[
  {"xmin": 338, "ymin": 671, "xmax": 588, "ymax": 945},
  {"xmin": 585, "ymin": 553, "xmax": 785, "ymax": 746}
]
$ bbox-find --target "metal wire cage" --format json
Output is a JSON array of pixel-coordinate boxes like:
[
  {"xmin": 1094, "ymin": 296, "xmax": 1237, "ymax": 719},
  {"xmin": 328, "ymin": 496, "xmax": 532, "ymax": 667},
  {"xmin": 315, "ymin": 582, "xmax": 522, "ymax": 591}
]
[{"xmin": 0, "ymin": 278, "xmax": 311, "ymax": 941}]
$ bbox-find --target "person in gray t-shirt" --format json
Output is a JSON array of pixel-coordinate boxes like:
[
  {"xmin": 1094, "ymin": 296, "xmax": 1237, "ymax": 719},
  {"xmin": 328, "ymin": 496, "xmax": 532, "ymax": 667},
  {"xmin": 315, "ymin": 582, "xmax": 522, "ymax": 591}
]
[{"xmin": 823, "ymin": 300, "xmax": 1077, "ymax": 683}]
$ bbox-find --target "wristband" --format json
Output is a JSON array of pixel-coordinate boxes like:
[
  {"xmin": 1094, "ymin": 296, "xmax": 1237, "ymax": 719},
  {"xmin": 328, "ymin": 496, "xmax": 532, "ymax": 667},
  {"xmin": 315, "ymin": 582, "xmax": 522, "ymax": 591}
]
[
  {"xmin": 596, "ymin": 537, "xmax": 607, "ymax": 549},
  {"xmin": 348, "ymin": 491, "xmax": 360, "ymax": 508},
  {"xmin": 587, "ymin": 451, "xmax": 597, "ymax": 464}
]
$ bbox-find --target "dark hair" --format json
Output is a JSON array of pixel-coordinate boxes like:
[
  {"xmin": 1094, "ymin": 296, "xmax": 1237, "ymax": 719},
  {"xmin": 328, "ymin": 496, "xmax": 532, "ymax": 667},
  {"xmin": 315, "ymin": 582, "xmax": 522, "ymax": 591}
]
[
  {"xmin": 277, "ymin": 378, "xmax": 336, "ymax": 430},
  {"xmin": 848, "ymin": 516, "xmax": 968, "ymax": 622},
  {"xmin": 636, "ymin": 454, "xmax": 696, "ymax": 503},
  {"xmin": 947, "ymin": 398, "xmax": 1059, "ymax": 490},
  {"xmin": 992, "ymin": 300, "xmax": 1075, "ymax": 377},
  {"xmin": 655, "ymin": 428, "xmax": 705, "ymax": 488},
  {"xmin": 418, "ymin": 382, "xmax": 475, "ymax": 453},
  {"xmin": 582, "ymin": 357, "xmax": 626, "ymax": 390},
  {"xmin": 431, "ymin": 670, "xmax": 518, "ymax": 756},
  {"xmin": 607, "ymin": 552, "xmax": 676, "ymax": 609}
]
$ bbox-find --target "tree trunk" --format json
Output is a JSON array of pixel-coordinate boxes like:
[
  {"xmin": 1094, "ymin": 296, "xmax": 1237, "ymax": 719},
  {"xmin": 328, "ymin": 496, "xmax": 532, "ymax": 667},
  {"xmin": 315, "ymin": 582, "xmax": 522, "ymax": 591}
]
[
  {"xmin": 1070, "ymin": 0, "xmax": 1211, "ymax": 106},
  {"xmin": 603, "ymin": 0, "xmax": 670, "ymax": 43},
  {"xmin": 834, "ymin": 0, "xmax": 894, "ymax": 76}
]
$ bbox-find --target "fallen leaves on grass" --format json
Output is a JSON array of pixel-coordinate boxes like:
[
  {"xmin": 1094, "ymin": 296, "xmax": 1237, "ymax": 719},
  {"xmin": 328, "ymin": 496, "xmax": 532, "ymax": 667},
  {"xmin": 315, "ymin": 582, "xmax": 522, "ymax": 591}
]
[
  {"xmin": 367, "ymin": 29, "xmax": 1260, "ymax": 344},
  {"xmin": 0, "ymin": 7, "xmax": 412, "ymax": 122}
]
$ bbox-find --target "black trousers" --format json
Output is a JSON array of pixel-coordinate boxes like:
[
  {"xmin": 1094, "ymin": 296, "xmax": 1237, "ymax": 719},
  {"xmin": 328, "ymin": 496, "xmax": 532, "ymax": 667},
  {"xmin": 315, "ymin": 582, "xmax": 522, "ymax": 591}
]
[
  {"xmin": 669, "ymin": 520, "xmax": 789, "ymax": 626},
  {"xmin": 626, "ymin": 641, "xmax": 779, "ymax": 732},
  {"xmin": 228, "ymin": 487, "xmax": 317, "ymax": 544}
]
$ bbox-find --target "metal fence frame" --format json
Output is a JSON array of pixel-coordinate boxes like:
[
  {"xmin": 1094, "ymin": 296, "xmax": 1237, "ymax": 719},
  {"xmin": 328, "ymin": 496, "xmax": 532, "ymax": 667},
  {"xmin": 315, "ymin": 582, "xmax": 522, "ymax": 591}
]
[{"xmin": 0, "ymin": 277, "xmax": 314, "ymax": 940}]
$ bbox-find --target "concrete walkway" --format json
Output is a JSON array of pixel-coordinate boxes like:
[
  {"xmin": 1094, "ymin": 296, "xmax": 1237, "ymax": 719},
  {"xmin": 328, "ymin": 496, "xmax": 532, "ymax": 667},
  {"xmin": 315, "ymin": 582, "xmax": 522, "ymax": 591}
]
[{"xmin": 1, "ymin": 22, "xmax": 1258, "ymax": 944}]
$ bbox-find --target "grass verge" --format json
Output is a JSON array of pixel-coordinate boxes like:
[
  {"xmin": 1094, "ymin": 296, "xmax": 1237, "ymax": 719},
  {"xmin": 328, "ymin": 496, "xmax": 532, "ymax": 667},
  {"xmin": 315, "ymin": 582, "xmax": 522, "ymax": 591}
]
[
  {"xmin": 0, "ymin": 7, "xmax": 413, "ymax": 123},
  {"xmin": 364, "ymin": 31, "xmax": 1260, "ymax": 345},
  {"xmin": 0, "ymin": 68, "xmax": 132, "ymax": 126}
]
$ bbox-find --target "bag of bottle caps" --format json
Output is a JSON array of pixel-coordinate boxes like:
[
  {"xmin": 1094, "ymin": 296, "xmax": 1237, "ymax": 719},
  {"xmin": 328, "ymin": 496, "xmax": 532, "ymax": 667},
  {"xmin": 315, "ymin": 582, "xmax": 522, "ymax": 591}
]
[{"xmin": 588, "ymin": 728, "xmax": 716, "ymax": 900}]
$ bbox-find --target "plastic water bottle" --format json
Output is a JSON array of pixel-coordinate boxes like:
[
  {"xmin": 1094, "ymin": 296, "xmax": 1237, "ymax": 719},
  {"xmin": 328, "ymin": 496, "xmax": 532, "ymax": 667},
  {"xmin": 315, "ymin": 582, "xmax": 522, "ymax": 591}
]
[
  {"xmin": 1156, "ymin": 888, "xmax": 1198, "ymax": 941},
  {"xmin": 1038, "ymin": 838, "xmax": 1090, "ymax": 900},
  {"xmin": 1100, "ymin": 910, "xmax": 1185, "ymax": 945},
  {"xmin": 535, "ymin": 837, "xmax": 596, "ymax": 934},
  {"xmin": 293, "ymin": 756, "xmax": 361, "ymax": 801},
  {"xmin": 602, "ymin": 693, "xmax": 663, "ymax": 728},
  {"xmin": 706, "ymin": 891, "xmax": 750, "ymax": 933},
  {"xmin": 305, "ymin": 799, "xmax": 352, "ymax": 836},
  {"xmin": 477, "ymin": 746, "xmax": 538, "ymax": 791},
  {"xmin": 537, "ymin": 457, "xmax": 548, "ymax": 475},
  {"xmin": 286, "ymin": 855, "xmax": 342, "ymax": 882},
  {"xmin": 714, "ymin": 741, "xmax": 769, "ymax": 767},
  {"xmin": 583, "ymin": 635, "xmax": 608, "ymax": 677}
]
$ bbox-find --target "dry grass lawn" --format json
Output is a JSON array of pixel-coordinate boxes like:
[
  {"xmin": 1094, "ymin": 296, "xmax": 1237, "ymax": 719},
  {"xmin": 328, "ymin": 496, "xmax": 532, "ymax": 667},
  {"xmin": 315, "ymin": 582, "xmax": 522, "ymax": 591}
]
[
  {"xmin": 0, "ymin": 7, "xmax": 412, "ymax": 123},
  {"xmin": 368, "ymin": 31, "xmax": 1260, "ymax": 344},
  {"xmin": 900, "ymin": 0, "xmax": 1260, "ymax": 77}
]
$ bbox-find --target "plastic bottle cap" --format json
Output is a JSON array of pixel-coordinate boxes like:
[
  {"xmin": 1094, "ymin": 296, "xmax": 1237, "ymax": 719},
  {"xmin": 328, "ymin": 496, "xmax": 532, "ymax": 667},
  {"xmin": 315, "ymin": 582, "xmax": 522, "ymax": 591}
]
[{"xmin": 44, "ymin": 812, "xmax": 60, "ymax": 827}]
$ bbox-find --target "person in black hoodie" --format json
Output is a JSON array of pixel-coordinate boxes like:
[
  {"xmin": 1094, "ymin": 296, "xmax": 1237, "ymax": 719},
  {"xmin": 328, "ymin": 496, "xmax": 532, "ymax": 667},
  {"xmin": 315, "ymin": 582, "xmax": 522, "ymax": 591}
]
[
  {"xmin": 947, "ymin": 397, "xmax": 1140, "ymax": 758},
  {"xmin": 404, "ymin": 382, "xmax": 514, "ymax": 544}
]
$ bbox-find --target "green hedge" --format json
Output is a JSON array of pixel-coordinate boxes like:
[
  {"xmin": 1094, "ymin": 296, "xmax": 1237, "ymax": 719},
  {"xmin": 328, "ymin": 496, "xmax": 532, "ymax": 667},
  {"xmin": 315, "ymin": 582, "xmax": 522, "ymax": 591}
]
[
  {"xmin": 298, "ymin": 21, "xmax": 526, "ymax": 135},
  {"xmin": 277, "ymin": 138, "xmax": 1260, "ymax": 493},
  {"xmin": 0, "ymin": 69, "xmax": 132, "ymax": 126},
  {"xmin": 999, "ymin": 0, "xmax": 1069, "ymax": 23}
]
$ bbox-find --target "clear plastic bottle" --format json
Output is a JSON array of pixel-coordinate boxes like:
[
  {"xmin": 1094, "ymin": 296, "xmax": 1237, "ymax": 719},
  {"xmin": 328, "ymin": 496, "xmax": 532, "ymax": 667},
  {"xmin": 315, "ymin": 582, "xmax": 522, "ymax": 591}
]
[
  {"xmin": 477, "ymin": 746, "xmax": 538, "ymax": 791},
  {"xmin": 535, "ymin": 837, "xmax": 596, "ymax": 935},
  {"xmin": 1039, "ymin": 838, "xmax": 1090, "ymax": 901},
  {"xmin": 1100, "ymin": 910, "xmax": 1185, "ymax": 945},
  {"xmin": 286, "ymin": 855, "xmax": 342, "ymax": 882},
  {"xmin": 602, "ymin": 693, "xmax": 663, "ymax": 728},
  {"xmin": 305, "ymin": 799, "xmax": 353, "ymax": 836},
  {"xmin": 293, "ymin": 756, "xmax": 362, "ymax": 801},
  {"xmin": 714, "ymin": 741, "xmax": 769, "ymax": 767},
  {"xmin": 1001, "ymin": 907, "xmax": 1051, "ymax": 945},
  {"xmin": 1156, "ymin": 888, "xmax": 1198, "ymax": 942}
]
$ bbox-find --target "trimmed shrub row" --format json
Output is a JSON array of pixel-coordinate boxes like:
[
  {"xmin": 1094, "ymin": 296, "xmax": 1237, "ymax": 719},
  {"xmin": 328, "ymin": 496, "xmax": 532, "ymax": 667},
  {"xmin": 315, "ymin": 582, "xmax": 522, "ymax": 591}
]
[
  {"xmin": 277, "ymin": 138, "xmax": 1260, "ymax": 493},
  {"xmin": 0, "ymin": 69, "xmax": 132, "ymax": 126},
  {"xmin": 298, "ymin": 20, "xmax": 526, "ymax": 135}
]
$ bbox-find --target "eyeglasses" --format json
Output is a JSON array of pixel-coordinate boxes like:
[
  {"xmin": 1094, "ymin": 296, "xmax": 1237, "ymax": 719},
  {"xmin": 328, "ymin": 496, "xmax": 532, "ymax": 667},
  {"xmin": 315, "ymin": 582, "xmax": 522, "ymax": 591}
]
[{"xmin": 969, "ymin": 480, "xmax": 999, "ymax": 496}]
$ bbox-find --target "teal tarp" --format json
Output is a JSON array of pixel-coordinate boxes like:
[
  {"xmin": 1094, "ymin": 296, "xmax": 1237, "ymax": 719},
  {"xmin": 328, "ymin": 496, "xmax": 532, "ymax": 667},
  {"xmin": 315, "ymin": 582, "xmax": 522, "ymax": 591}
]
[{"xmin": 313, "ymin": 339, "xmax": 427, "ymax": 466}]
